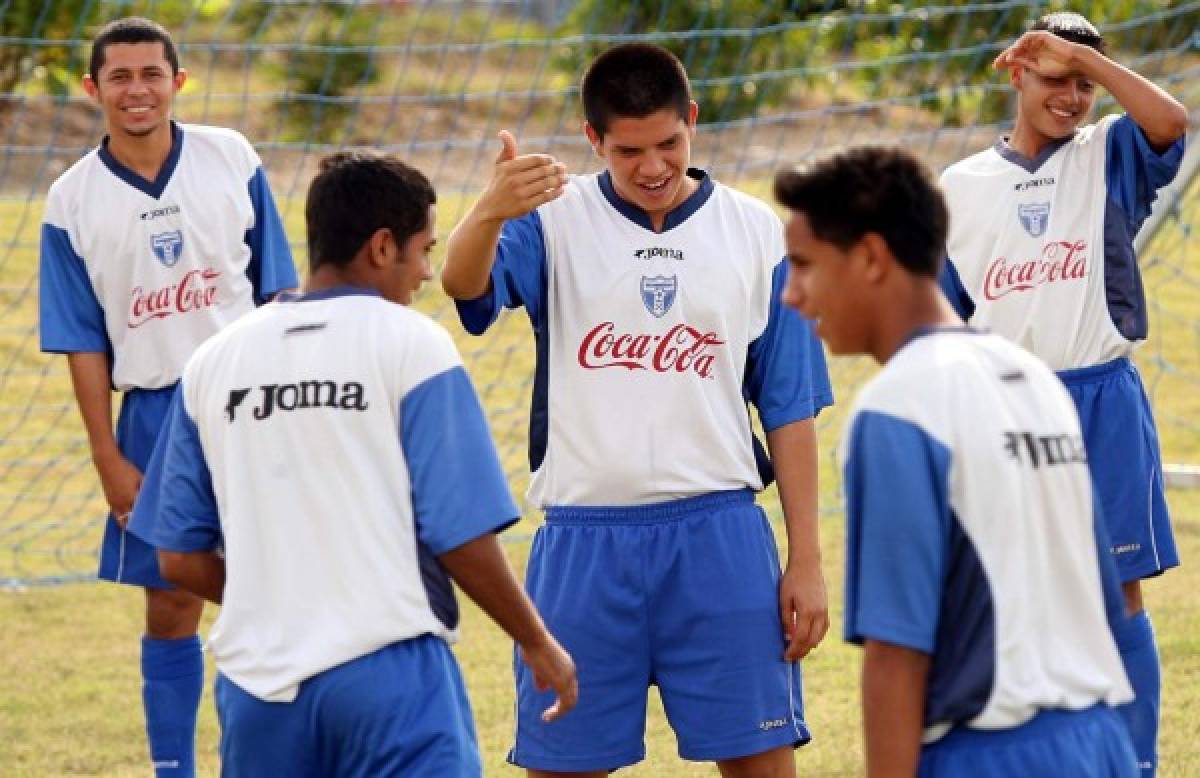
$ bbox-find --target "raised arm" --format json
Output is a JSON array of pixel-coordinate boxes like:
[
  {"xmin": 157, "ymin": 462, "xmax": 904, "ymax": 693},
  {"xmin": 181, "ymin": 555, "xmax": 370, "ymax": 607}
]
[
  {"xmin": 440, "ymin": 534, "xmax": 577, "ymax": 721},
  {"xmin": 995, "ymin": 31, "xmax": 1188, "ymax": 151},
  {"xmin": 441, "ymin": 130, "xmax": 567, "ymax": 300}
]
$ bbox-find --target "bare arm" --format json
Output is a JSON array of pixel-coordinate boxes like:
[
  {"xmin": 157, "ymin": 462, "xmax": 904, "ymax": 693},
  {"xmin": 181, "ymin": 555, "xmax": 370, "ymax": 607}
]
[
  {"xmin": 767, "ymin": 418, "xmax": 829, "ymax": 661},
  {"xmin": 67, "ymin": 351, "xmax": 141, "ymax": 526},
  {"xmin": 159, "ymin": 550, "xmax": 225, "ymax": 604},
  {"xmin": 441, "ymin": 130, "xmax": 568, "ymax": 300},
  {"xmin": 862, "ymin": 639, "xmax": 930, "ymax": 778},
  {"xmin": 440, "ymin": 532, "xmax": 577, "ymax": 721},
  {"xmin": 996, "ymin": 31, "xmax": 1188, "ymax": 150}
]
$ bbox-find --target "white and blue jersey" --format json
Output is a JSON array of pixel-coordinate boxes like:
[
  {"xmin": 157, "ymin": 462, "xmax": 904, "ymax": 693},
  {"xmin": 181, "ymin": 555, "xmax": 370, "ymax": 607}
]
[
  {"xmin": 938, "ymin": 114, "xmax": 1183, "ymax": 370},
  {"xmin": 132, "ymin": 288, "xmax": 519, "ymax": 704},
  {"xmin": 842, "ymin": 329, "xmax": 1132, "ymax": 745},
  {"xmin": 937, "ymin": 115, "xmax": 1183, "ymax": 582},
  {"xmin": 39, "ymin": 121, "xmax": 297, "ymax": 390},
  {"xmin": 456, "ymin": 169, "xmax": 833, "ymax": 508}
]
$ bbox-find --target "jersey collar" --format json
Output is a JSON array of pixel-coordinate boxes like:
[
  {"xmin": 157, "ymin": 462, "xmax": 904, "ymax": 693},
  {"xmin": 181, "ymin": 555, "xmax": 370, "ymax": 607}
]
[
  {"xmin": 283, "ymin": 285, "xmax": 383, "ymax": 303},
  {"xmin": 597, "ymin": 168, "xmax": 714, "ymax": 233},
  {"xmin": 98, "ymin": 121, "xmax": 184, "ymax": 200},
  {"xmin": 992, "ymin": 133, "xmax": 1073, "ymax": 174}
]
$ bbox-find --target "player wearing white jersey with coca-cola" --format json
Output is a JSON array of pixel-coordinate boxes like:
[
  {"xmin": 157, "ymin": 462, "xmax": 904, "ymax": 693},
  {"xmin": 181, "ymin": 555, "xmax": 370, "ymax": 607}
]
[
  {"xmin": 37, "ymin": 17, "xmax": 296, "ymax": 777},
  {"xmin": 937, "ymin": 13, "xmax": 1187, "ymax": 775},
  {"xmin": 442, "ymin": 43, "xmax": 833, "ymax": 777},
  {"xmin": 778, "ymin": 144, "xmax": 1137, "ymax": 778}
]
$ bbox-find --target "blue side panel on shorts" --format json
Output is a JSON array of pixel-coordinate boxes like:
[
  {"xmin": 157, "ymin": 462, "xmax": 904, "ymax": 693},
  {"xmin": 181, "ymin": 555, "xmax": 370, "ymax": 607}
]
[{"xmin": 216, "ymin": 635, "xmax": 481, "ymax": 778}]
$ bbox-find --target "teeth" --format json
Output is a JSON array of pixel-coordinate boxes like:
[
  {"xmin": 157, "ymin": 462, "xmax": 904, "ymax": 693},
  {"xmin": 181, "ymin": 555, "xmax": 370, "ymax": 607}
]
[
  {"xmin": 127, "ymin": 106, "xmax": 151, "ymax": 114},
  {"xmin": 642, "ymin": 179, "xmax": 668, "ymax": 190}
]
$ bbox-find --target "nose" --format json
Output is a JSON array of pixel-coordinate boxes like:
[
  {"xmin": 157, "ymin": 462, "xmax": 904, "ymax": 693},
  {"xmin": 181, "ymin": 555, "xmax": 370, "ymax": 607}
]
[
  {"xmin": 638, "ymin": 152, "xmax": 667, "ymax": 178},
  {"xmin": 781, "ymin": 270, "xmax": 805, "ymax": 311}
]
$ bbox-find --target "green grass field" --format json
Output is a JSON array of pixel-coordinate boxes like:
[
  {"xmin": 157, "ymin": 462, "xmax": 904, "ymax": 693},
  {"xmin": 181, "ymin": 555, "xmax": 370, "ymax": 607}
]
[{"xmin": 1, "ymin": 165, "xmax": 1197, "ymax": 774}]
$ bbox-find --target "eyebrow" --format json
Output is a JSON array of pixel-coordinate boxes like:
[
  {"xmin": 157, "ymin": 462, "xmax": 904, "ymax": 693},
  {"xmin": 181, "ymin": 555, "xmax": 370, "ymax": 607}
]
[{"xmin": 612, "ymin": 132, "xmax": 682, "ymax": 153}]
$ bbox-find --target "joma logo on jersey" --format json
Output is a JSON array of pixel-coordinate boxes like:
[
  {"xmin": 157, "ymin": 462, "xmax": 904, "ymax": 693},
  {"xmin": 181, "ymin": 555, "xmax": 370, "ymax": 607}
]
[
  {"xmin": 1017, "ymin": 202, "xmax": 1051, "ymax": 237},
  {"xmin": 633, "ymin": 247, "xmax": 684, "ymax": 261},
  {"xmin": 225, "ymin": 380, "xmax": 369, "ymax": 422},
  {"xmin": 641, "ymin": 275, "xmax": 677, "ymax": 318},
  {"xmin": 140, "ymin": 204, "xmax": 181, "ymax": 221},
  {"xmin": 1014, "ymin": 177, "xmax": 1055, "ymax": 192},
  {"xmin": 151, "ymin": 230, "xmax": 184, "ymax": 267},
  {"xmin": 982, "ymin": 240, "xmax": 1088, "ymax": 301},
  {"xmin": 1003, "ymin": 431, "xmax": 1087, "ymax": 468}
]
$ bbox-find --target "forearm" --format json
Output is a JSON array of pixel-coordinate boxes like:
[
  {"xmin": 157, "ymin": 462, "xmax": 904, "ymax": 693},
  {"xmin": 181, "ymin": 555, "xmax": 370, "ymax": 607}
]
[
  {"xmin": 767, "ymin": 418, "xmax": 821, "ymax": 567},
  {"xmin": 442, "ymin": 207, "xmax": 505, "ymax": 300},
  {"xmin": 863, "ymin": 640, "xmax": 930, "ymax": 778},
  {"xmin": 159, "ymin": 550, "xmax": 226, "ymax": 604},
  {"xmin": 1076, "ymin": 47, "xmax": 1188, "ymax": 148},
  {"xmin": 439, "ymin": 533, "xmax": 552, "ymax": 649},
  {"xmin": 66, "ymin": 351, "xmax": 119, "ymax": 463}
]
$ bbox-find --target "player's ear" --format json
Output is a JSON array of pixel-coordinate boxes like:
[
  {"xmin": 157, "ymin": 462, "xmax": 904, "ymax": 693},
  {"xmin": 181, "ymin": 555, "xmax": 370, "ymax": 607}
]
[
  {"xmin": 1010, "ymin": 65, "xmax": 1023, "ymax": 91},
  {"xmin": 584, "ymin": 122, "xmax": 603, "ymax": 158},
  {"xmin": 859, "ymin": 232, "xmax": 890, "ymax": 284},
  {"xmin": 173, "ymin": 68, "xmax": 188, "ymax": 92},
  {"xmin": 82, "ymin": 74, "xmax": 98, "ymax": 100},
  {"xmin": 686, "ymin": 100, "xmax": 699, "ymax": 130},
  {"xmin": 366, "ymin": 227, "xmax": 393, "ymax": 269}
]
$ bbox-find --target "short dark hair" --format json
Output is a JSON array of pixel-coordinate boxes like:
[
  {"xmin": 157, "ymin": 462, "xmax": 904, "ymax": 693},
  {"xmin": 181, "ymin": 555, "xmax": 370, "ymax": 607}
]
[
  {"xmin": 305, "ymin": 152, "xmax": 436, "ymax": 272},
  {"xmin": 581, "ymin": 44, "xmax": 692, "ymax": 137},
  {"xmin": 89, "ymin": 17, "xmax": 180, "ymax": 82},
  {"xmin": 774, "ymin": 146, "xmax": 948, "ymax": 278},
  {"xmin": 1032, "ymin": 12, "xmax": 1105, "ymax": 54}
]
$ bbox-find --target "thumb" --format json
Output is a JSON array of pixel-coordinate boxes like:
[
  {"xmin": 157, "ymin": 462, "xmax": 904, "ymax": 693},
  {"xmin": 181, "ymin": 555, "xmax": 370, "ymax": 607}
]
[{"xmin": 496, "ymin": 129, "xmax": 518, "ymax": 163}]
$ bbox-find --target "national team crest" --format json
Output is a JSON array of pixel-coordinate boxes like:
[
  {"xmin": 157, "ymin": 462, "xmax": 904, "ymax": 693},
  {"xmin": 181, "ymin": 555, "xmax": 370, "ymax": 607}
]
[
  {"xmin": 640, "ymin": 275, "xmax": 677, "ymax": 318},
  {"xmin": 1017, "ymin": 202, "xmax": 1051, "ymax": 238},
  {"xmin": 151, "ymin": 230, "xmax": 184, "ymax": 267}
]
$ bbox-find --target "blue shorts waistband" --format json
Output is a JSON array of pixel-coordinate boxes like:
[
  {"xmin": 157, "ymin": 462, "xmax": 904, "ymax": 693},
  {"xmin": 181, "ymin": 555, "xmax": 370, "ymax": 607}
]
[
  {"xmin": 931, "ymin": 704, "xmax": 1113, "ymax": 750},
  {"xmin": 544, "ymin": 489, "xmax": 754, "ymax": 525},
  {"xmin": 1056, "ymin": 357, "xmax": 1133, "ymax": 387}
]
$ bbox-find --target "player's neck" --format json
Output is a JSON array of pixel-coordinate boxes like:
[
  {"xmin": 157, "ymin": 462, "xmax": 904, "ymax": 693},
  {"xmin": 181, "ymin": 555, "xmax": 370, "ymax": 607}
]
[
  {"xmin": 872, "ymin": 281, "xmax": 963, "ymax": 364},
  {"xmin": 1007, "ymin": 118, "xmax": 1053, "ymax": 160},
  {"xmin": 305, "ymin": 265, "xmax": 368, "ymax": 295},
  {"xmin": 105, "ymin": 122, "xmax": 175, "ymax": 182}
]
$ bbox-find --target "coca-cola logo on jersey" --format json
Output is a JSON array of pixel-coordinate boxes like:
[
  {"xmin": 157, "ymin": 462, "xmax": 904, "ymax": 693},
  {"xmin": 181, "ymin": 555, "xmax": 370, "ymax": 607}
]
[
  {"xmin": 577, "ymin": 321, "xmax": 725, "ymax": 378},
  {"xmin": 128, "ymin": 268, "xmax": 221, "ymax": 328},
  {"xmin": 982, "ymin": 240, "xmax": 1087, "ymax": 301}
]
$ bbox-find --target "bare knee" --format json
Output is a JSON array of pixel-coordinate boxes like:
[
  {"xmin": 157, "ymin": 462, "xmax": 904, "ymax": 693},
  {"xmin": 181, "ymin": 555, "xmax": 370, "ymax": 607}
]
[
  {"xmin": 717, "ymin": 745, "xmax": 796, "ymax": 778},
  {"xmin": 145, "ymin": 586, "xmax": 204, "ymax": 639}
]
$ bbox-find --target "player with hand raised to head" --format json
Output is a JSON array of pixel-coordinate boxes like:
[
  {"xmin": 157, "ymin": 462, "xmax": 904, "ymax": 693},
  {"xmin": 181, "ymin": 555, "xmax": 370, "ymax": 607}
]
[
  {"xmin": 130, "ymin": 151, "xmax": 576, "ymax": 777},
  {"xmin": 37, "ymin": 16, "xmax": 297, "ymax": 777},
  {"xmin": 443, "ymin": 42, "xmax": 833, "ymax": 778},
  {"xmin": 777, "ymin": 145, "xmax": 1138, "ymax": 778},
  {"xmin": 938, "ymin": 13, "xmax": 1187, "ymax": 775}
]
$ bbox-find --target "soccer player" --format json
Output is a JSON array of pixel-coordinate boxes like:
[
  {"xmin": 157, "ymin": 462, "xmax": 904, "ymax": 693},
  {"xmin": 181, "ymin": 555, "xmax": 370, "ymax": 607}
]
[
  {"xmin": 37, "ymin": 17, "xmax": 297, "ymax": 777},
  {"xmin": 128, "ymin": 151, "xmax": 577, "ymax": 776},
  {"xmin": 776, "ymin": 144, "xmax": 1138, "ymax": 777},
  {"xmin": 936, "ymin": 13, "xmax": 1187, "ymax": 773},
  {"xmin": 441, "ymin": 43, "xmax": 833, "ymax": 777}
]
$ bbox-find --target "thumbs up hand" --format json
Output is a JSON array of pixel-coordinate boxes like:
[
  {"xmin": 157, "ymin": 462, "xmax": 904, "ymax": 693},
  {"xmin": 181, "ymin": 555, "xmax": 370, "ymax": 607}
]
[{"xmin": 478, "ymin": 130, "xmax": 569, "ymax": 222}]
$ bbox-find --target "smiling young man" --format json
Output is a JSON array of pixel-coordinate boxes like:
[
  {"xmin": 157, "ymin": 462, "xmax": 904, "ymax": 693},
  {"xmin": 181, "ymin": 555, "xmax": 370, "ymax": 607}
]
[
  {"xmin": 777, "ymin": 145, "xmax": 1138, "ymax": 778},
  {"xmin": 441, "ymin": 43, "xmax": 832, "ymax": 777},
  {"xmin": 936, "ymin": 13, "xmax": 1188, "ymax": 774},
  {"xmin": 129, "ymin": 151, "xmax": 576, "ymax": 777},
  {"xmin": 37, "ymin": 16, "xmax": 296, "ymax": 777}
]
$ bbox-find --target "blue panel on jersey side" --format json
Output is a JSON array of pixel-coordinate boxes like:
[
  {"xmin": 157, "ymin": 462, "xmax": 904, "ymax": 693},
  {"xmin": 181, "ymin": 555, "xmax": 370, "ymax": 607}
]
[
  {"xmin": 744, "ymin": 258, "xmax": 834, "ymax": 432},
  {"xmin": 399, "ymin": 366, "xmax": 519, "ymax": 555},
  {"xmin": 597, "ymin": 168, "xmax": 714, "ymax": 232},
  {"xmin": 138, "ymin": 386, "xmax": 223, "ymax": 553},
  {"xmin": 454, "ymin": 210, "xmax": 547, "ymax": 335},
  {"xmin": 243, "ymin": 166, "xmax": 298, "ymax": 303},
  {"xmin": 97, "ymin": 121, "xmax": 184, "ymax": 200},
  {"xmin": 938, "ymin": 259, "xmax": 975, "ymax": 321},
  {"xmin": 38, "ymin": 223, "xmax": 112, "ymax": 353},
  {"xmin": 415, "ymin": 539, "xmax": 460, "ymax": 631}
]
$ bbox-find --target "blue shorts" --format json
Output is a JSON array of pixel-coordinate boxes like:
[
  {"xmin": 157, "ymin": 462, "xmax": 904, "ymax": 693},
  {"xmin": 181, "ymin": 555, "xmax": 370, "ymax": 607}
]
[
  {"xmin": 215, "ymin": 635, "xmax": 480, "ymax": 778},
  {"xmin": 509, "ymin": 490, "xmax": 810, "ymax": 772},
  {"xmin": 1058, "ymin": 358, "xmax": 1178, "ymax": 582},
  {"xmin": 98, "ymin": 386, "xmax": 177, "ymax": 588},
  {"xmin": 919, "ymin": 704, "xmax": 1137, "ymax": 777}
]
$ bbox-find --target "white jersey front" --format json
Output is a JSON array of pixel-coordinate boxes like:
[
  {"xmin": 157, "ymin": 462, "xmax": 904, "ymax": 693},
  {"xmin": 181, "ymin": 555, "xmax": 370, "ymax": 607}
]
[
  {"xmin": 137, "ymin": 289, "xmax": 519, "ymax": 702},
  {"xmin": 841, "ymin": 329, "xmax": 1132, "ymax": 741},
  {"xmin": 40, "ymin": 122, "xmax": 297, "ymax": 390},
  {"xmin": 456, "ymin": 170, "xmax": 832, "ymax": 507},
  {"xmin": 940, "ymin": 114, "xmax": 1184, "ymax": 370}
]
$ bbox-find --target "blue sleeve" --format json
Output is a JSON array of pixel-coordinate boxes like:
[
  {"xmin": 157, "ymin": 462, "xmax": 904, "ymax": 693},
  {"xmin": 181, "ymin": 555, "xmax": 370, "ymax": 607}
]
[
  {"xmin": 454, "ymin": 211, "xmax": 547, "ymax": 335},
  {"xmin": 938, "ymin": 259, "xmax": 975, "ymax": 321},
  {"xmin": 1105, "ymin": 114, "xmax": 1185, "ymax": 233},
  {"xmin": 401, "ymin": 365, "xmax": 520, "ymax": 554},
  {"xmin": 130, "ymin": 385, "xmax": 223, "ymax": 553},
  {"xmin": 744, "ymin": 258, "xmax": 834, "ymax": 430},
  {"xmin": 843, "ymin": 411, "xmax": 950, "ymax": 654},
  {"xmin": 39, "ymin": 223, "xmax": 111, "ymax": 353},
  {"xmin": 244, "ymin": 166, "xmax": 298, "ymax": 304}
]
